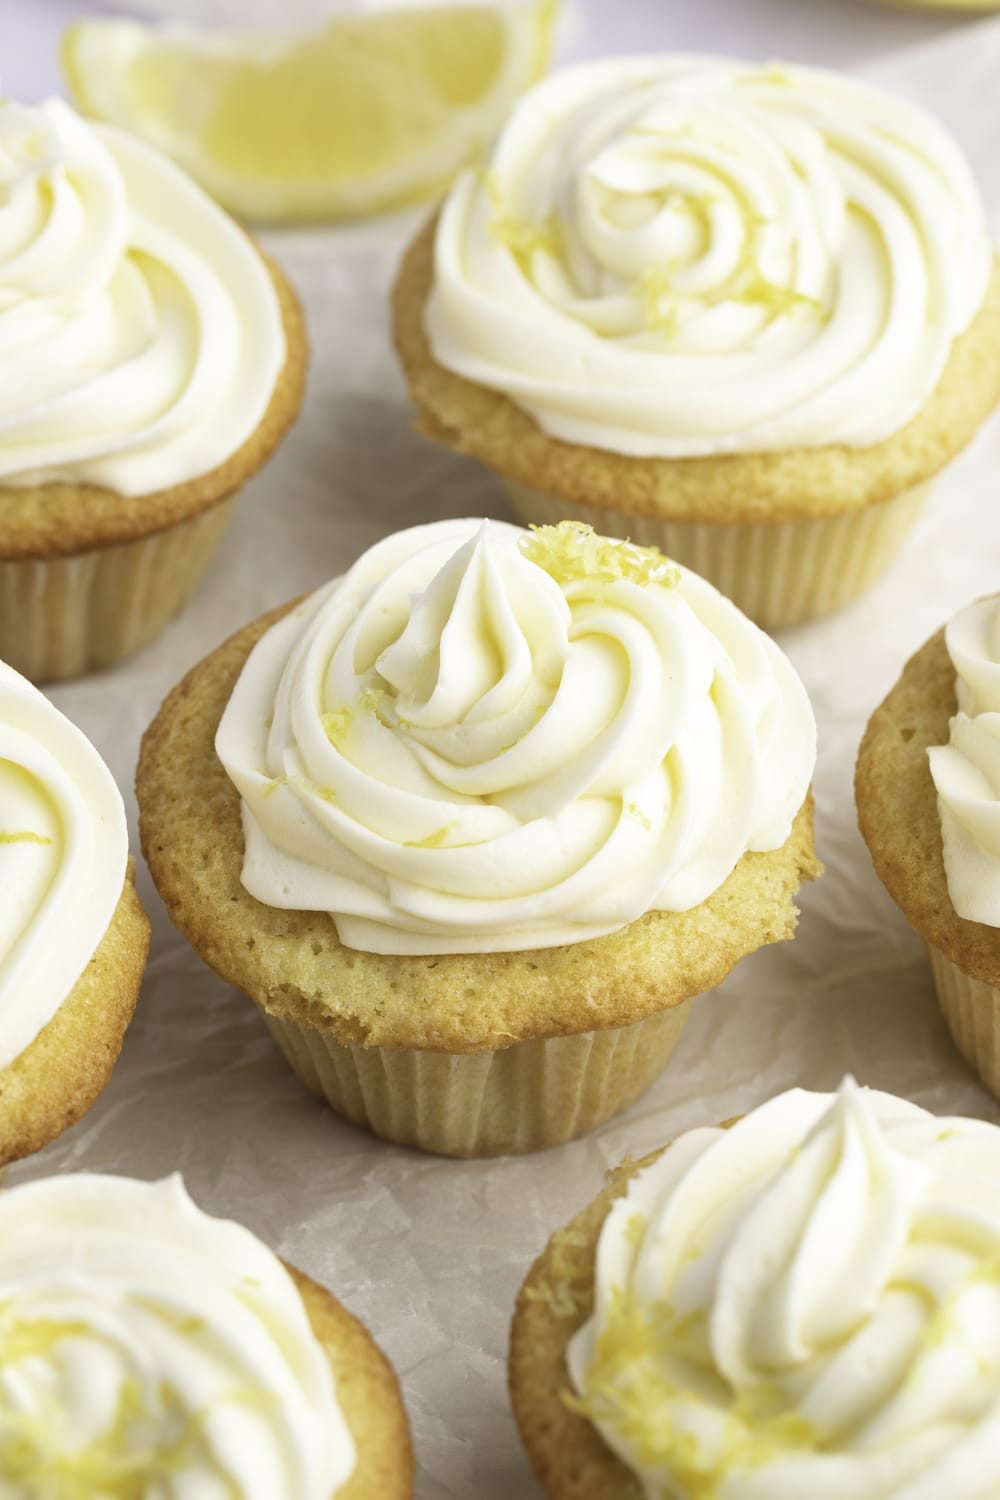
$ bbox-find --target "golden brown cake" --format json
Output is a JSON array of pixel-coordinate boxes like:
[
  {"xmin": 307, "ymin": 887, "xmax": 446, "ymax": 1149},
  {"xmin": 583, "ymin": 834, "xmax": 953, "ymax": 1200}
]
[
  {"xmin": 0, "ymin": 864, "xmax": 148, "ymax": 1168},
  {"xmin": 138, "ymin": 519, "xmax": 820, "ymax": 1157},
  {"xmin": 856, "ymin": 596, "xmax": 1000, "ymax": 1097},
  {"xmin": 510, "ymin": 1145, "xmax": 657, "ymax": 1499},
  {"xmin": 394, "ymin": 58, "xmax": 1000, "ymax": 628}
]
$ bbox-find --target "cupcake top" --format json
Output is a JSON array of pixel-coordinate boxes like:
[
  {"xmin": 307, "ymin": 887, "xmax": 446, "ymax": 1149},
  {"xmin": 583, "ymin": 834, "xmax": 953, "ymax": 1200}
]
[
  {"xmin": 0, "ymin": 662, "xmax": 127, "ymax": 1069},
  {"xmin": 216, "ymin": 517, "xmax": 815, "ymax": 954},
  {"xmin": 426, "ymin": 57, "xmax": 992, "ymax": 459},
  {"xmin": 568, "ymin": 1079, "xmax": 1000, "ymax": 1500},
  {"xmin": 0, "ymin": 97, "xmax": 285, "ymax": 496},
  {"xmin": 928, "ymin": 596, "xmax": 1000, "ymax": 925},
  {"xmin": 0, "ymin": 1172, "xmax": 354, "ymax": 1496}
]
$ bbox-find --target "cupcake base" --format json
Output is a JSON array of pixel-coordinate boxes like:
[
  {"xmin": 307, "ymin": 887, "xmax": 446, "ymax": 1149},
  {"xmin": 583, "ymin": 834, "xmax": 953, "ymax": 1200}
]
[
  {"xmin": 505, "ymin": 479, "xmax": 930, "ymax": 631},
  {"xmin": 264, "ymin": 1001, "xmax": 693, "ymax": 1158},
  {"xmin": 1, "ymin": 497, "xmax": 237, "ymax": 683},
  {"xmin": 139, "ymin": 604, "xmax": 819, "ymax": 1162},
  {"xmin": 926, "ymin": 942, "xmax": 1000, "ymax": 1099},
  {"xmin": 0, "ymin": 250, "xmax": 307, "ymax": 683}
]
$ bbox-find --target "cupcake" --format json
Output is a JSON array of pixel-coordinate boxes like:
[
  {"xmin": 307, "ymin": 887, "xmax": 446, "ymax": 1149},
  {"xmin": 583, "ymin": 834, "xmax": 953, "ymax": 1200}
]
[
  {"xmin": 137, "ymin": 517, "xmax": 819, "ymax": 1157},
  {"xmin": 394, "ymin": 58, "xmax": 1000, "ymax": 629},
  {"xmin": 511, "ymin": 1078, "xmax": 1000, "ymax": 1499},
  {"xmin": 857, "ymin": 594, "xmax": 1000, "ymax": 1099},
  {"xmin": 0, "ymin": 1172, "xmax": 412, "ymax": 1497},
  {"xmin": 0, "ymin": 96, "xmax": 307, "ymax": 683},
  {"xmin": 0, "ymin": 661, "xmax": 148, "ymax": 1167}
]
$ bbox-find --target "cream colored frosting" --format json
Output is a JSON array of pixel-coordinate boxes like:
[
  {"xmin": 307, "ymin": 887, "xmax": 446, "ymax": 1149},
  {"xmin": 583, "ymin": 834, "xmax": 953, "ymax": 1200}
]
[
  {"xmin": 928, "ymin": 597, "xmax": 1000, "ymax": 925},
  {"xmin": 0, "ymin": 1172, "xmax": 355, "ymax": 1497},
  {"xmin": 215, "ymin": 518, "xmax": 815, "ymax": 955},
  {"xmin": 568, "ymin": 1080, "xmax": 1000, "ymax": 1500},
  {"xmin": 0, "ymin": 98, "xmax": 285, "ymax": 497},
  {"xmin": 0, "ymin": 662, "xmax": 127, "ymax": 1071},
  {"xmin": 426, "ymin": 57, "xmax": 992, "ymax": 458}
]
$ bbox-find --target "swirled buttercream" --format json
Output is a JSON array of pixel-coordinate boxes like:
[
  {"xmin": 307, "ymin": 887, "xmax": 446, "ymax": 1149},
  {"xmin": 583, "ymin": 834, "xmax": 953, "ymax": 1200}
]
[
  {"xmin": 0, "ymin": 662, "xmax": 127, "ymax": 1071},
  {"xmin": 0, "ymin": 1173, "xmax": 355, "ymax": 1497},
  {"xmin": 215, "ymin": 518, "xmax": 815, "ymax": 954},
  {"xmin": 567, "ymin": 1080, "xmax": 1000, "ymax": 1500},
  {"xmin": 928, "ymin": 597, "xmax": 1000, "ymax": 925},
  {"xmin": 0, "ymin": 97, "xmax": 284, "ymax": 496},
  {"xmin": 426, "ymin": 57, "xmax": 992, "ymax": 457}
]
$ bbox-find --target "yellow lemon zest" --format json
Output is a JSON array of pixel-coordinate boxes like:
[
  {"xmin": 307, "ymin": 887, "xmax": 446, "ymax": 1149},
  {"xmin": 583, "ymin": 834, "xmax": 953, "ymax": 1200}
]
[
  {"xmin": 521, "ymin": 521, "xmax": 679, "ymax": 591},
  {"xmin": 0, "ymin": 830, "xmax": 52, "ymax": 845},
  {"xmin": 624, "ymin": 1212, "xmax": 647, "ymax": 1247},
  {"xmin": 404, "ymin": 823, "xmax": 456, "ymax": 850},
  {"xmin": 0, "ymin": 1366, "xmax": 238, "ymax": 1500},
  {"xmin": 636, "ymin": 199, "xmax": 826, "ymax": 335},
  {"xmin": 566, "ymin": 1289, "xmax": 818, "ymax": 1498},
  {"xmin": 321, "ymin": 686, "xmax": 387, "ymax": 748},
  {"xmin": 482, "ymin": 169, "xmax": 564, "ymax": 267},
  {"xmin": 522, "ymin": 1226, "xmax": 595, "ymax": 1321},
  {"xmin": 625, "ymin": 802, "xmax": 652, "ymax": 832}
]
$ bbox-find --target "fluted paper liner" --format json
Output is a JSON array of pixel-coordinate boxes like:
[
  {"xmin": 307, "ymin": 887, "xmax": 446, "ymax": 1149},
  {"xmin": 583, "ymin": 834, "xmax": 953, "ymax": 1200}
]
[
  {"xmin": 262, "ymin": 1001, "xmax": 694, "ymax": 1158},
  {"xmin": 926, "ymin": 943, "xmax": 1000, "ymax": 1099},
  {"xmin": 0, "ymin": 498, "xmax": 237, "ymax": 683},
  {"xmin": 505, "ymin": 480, "xmax": 930, "ymax": 631}
]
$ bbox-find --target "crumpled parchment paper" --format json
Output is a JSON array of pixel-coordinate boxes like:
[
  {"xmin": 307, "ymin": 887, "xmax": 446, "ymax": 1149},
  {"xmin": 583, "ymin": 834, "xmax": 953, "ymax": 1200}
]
[{"xmin": 11, "ymin": 10, "xmax": 1000, "ymax": 1497}]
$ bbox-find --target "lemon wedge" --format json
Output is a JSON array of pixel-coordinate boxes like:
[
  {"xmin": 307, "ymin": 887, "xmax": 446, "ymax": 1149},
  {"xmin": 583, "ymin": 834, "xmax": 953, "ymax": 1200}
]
[{"xmin": 61, "ymin": 2, "xmax": 558, "ymax": 222}]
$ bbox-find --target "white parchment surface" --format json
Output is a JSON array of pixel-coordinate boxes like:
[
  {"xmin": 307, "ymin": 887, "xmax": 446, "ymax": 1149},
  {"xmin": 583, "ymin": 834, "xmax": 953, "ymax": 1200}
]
[{"xmin": 11, "ymin": 13, "xmax": 1000, "ymax": 1498}]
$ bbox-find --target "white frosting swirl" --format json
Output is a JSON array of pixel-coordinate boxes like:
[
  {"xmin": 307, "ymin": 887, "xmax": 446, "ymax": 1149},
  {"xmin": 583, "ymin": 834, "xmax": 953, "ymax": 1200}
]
[
  {"xmin": 0, "ymin": 662, "xmax": 127, "ymax": 1071},
  {"xmin": 0, "ymin": 98, "xmax": 285, "ymax": 497},
  {"xmin": 568, "ymin": 1080, "xmax": 1000, "ymax": 1500},
  {"xmin": 426, "ymin": 57, "xmax": 992, "ymax": 457},
  {"xmin": 0, "ymin": 1173, "xmax": 355, "ymax": 1497},
  {"xmin": 215, "ymin": 518, "xmax": 815, "ymax": 955},
  {"xmin": 928, "ymin": 598, "xmax": 1000, "ymax": 925}
]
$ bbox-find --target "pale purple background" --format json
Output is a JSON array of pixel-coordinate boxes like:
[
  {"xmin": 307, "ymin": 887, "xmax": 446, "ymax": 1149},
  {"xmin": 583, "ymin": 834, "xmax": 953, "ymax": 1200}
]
[{"xmin": 1, "ymin": 0, "xmax": 987, "ymax": 100}]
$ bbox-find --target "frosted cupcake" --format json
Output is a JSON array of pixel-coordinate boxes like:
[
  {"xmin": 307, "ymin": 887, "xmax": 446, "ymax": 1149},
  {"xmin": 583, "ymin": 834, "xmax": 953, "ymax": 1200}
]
[
  {"xmin": 394, "ymin": 58, "xmax": 1000, "ymax": 629},
  {"xmin": 137, "ymin": 517, "xmax": 819, "ymax": 1157},
  {"xmin": 0, "ymin": 661, "xmax": 148, "ymax": 1166},
  {"xmin": 0, "ymin": 96, "xmax": 307, "ymax": 682},
  {"xmin": 857, "ymin": 595, "xmax": 1000, "ymax": 1100},
  {"xmin": 0, "ymin": 1172, "xmax": 412, "ymax": 1497},
  {"xmin": 511, "ymin": 1079, "xmax": 1000, "ymax": 1499}
]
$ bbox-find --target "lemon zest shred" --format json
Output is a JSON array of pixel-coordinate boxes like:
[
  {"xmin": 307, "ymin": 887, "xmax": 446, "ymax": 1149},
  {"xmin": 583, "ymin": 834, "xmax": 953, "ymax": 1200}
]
[
  {"xmin": 521, "ymin": 521, "xmax": 679, "ymax": 591},
  {"xmin": 321, "ymin": 686, "xmax": 387, "ymax": 748},
  {"xmin": 624, "ymin": 1212, "xmax": 647, "ymax": 1248},
  {"xmin": 625, "ymin": 802, "xmax": 652, "ymax": 832},
  {"xmin": 0, "ymin": 1305, "xmax": 248, "ymax": 1498},
  {"xmin": 522, "ymin": 1226, "xmax": 595, "ymax": 1321},
  {"xmin": 404, "ymin": 823, "xmax": 456, "ymax": 850},
  {"xmin": 0, "ymin": 830, "xmax": 52, "ymax": 846},
  {"xmin": 636, "ymin": 198, "xmax": 826, "ymax": 335},
  {"xmin": 483, "ymin": 169, "xmax": 564, "ymax": 264},
  {"xmin": 565, "ymin": 1288, "xmax": 818, "ymax": 1497}
]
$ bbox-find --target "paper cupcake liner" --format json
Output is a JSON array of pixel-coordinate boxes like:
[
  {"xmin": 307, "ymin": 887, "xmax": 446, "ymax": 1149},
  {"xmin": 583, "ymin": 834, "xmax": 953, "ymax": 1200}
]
[
  {"xmin": 926, "ymin": 942, "xmax": 1000, "ymax": 1098},
  {"xmin": 0, "ymin": 497, "xmax": 238, "ymax": 683},
  {"xmin": 505, "ymin": 479, "xmax": 930, "ymax": 630},
  {"xmin": 262, "ymin": 1001, "xmax": 694, "ymax": 1158}
]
